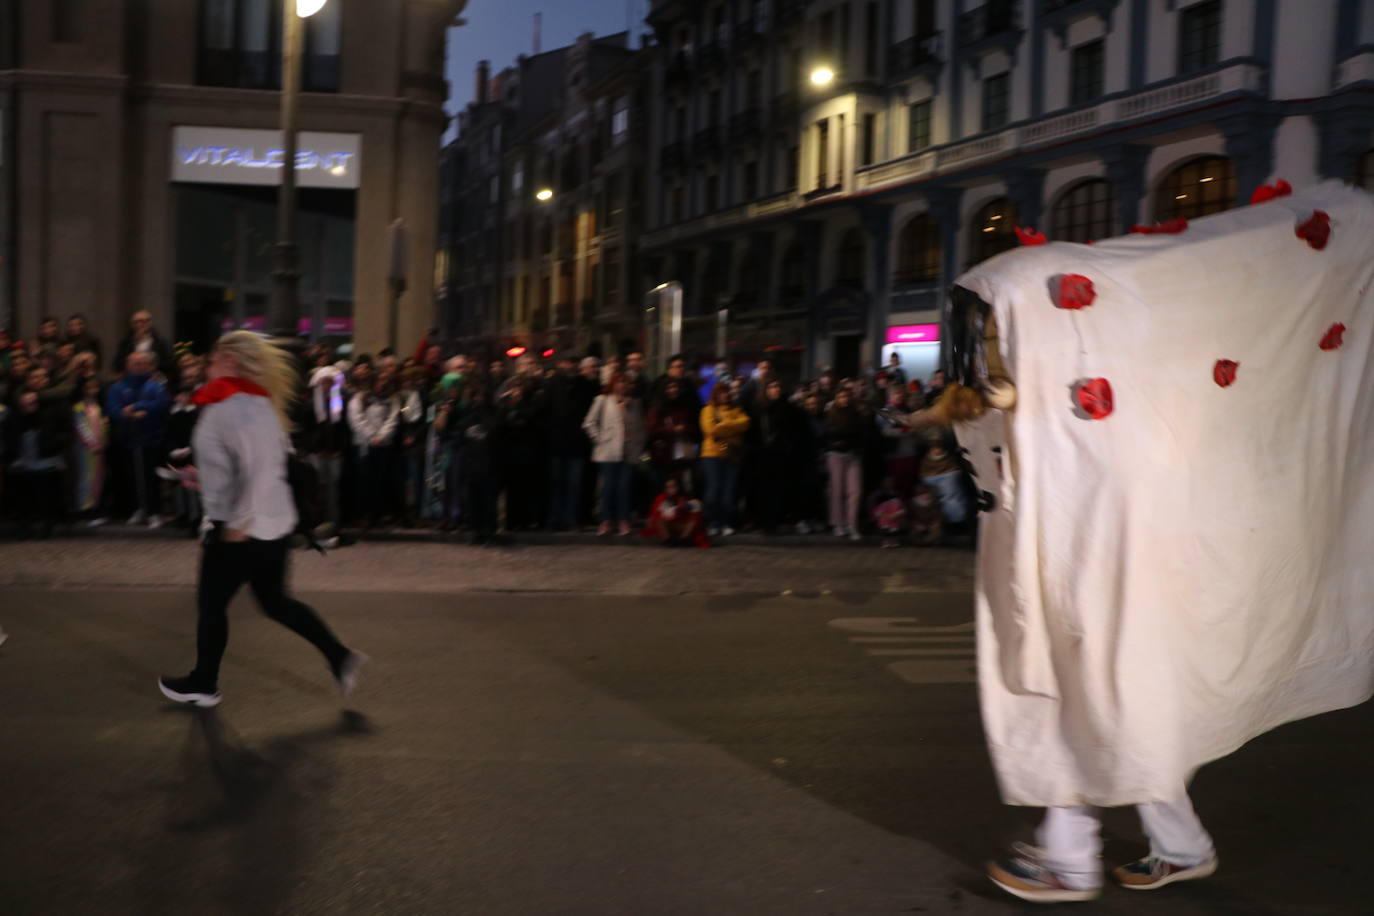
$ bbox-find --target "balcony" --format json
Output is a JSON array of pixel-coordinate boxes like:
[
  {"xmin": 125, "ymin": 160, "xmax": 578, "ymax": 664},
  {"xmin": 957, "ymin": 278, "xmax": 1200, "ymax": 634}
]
[
  {"xmin": 728, "ymin": 108, "xmax": 763, "ymax": 146},
  {"xmin": 853, "ymin": 60, "xmax": 1265, "ymax": 192},
  {"xmin": 659, "ymin": 141, "xmax": 688, "ymax": 174},
  {"xmin": 693, "ymin": 126, "xmax": 723, "ymax": 159},
  {"xmin": 959, "ymin": 0, "xmax": 1021, "ymax": 53},
  {"xmin": 888, "ymin": 32, "xmax": 942, "ymax": 80}
]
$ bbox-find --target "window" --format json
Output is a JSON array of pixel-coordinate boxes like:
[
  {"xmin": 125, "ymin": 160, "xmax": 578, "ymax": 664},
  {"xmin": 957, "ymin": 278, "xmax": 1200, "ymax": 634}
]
[
  {"xmin": 605, "ymin": 247, "xmax": 623, "ymax": 305},
  {"xmin": 819, "ymin": 11, "xmax": 836, "ymax": 61},
  {"xmin": 816, "ymin": 119, "xmax": 830, "ymax": 188},
  {"xmin": 489, "ymin": 175, "xmax": 499, "ymax": 204},
  {"xmin": 1070, "ymin": 40, "xmax": 1104, "ymax": 106},
  {"xmin": 607, "ymin": 175, "xmax": 625, "ymax": 228},
  {"xmin": 837, "ymin": 228, "xmax": 866, "ymax": 289},
  {"xmin": 670, "ymin": 185, "xmax": 685, "ymax": 223},
  {"xmin": 781, "ymin": 243, "xmax": 807, "ymax": 298},
  {"xmin": 836, "ymin": 114, "xmax": 845, "ymax": 183},
  {"xmin": 908, "ymin": 99, "xmax": 932, "ymax": 152},
  {"xmin": 969, "ymin": 198, "xmax": 1020, "ymax": 265},
  {"xmin": 746, "ymin": 70, "xmax": 762, "ymax": 108},
  {"xmin": 674, "ymin": 106, "xmax": 688, "ymax": 141},
  {"xmin": 786, "ymin": 145, "xmax": 800, "ymax": 189},
  {"xmin": 743, "ymin": 161, "xmax": 760, "ymax": 200},
  {"xmin": 1050, "ymin": 179, "xmax": 1116, "ymax": 243},
  {"xmin": 54, "ymin": 0, "xmax": 83, "ymax": 42},
  {"xmin": 1178, "ymin": 0, "xmax": 1222, "ymax": 74},
  {"xmin": 705, "ymin": 174, "xmax": 720, "ymax": 212},
  {"xmin": 198, "ymin": 0, "xmax": 340, "ymax": 92},
  {"xmin": 512, "ymin": 160, "xmax": 525, "ymax": 193},
  {"xmin": 1154, "ymin": 156, "xmax": 1235, "ymax": 220},
  {"xmin": 982, "ymin": 73, "xmax": 1010, "ymax": 131},
  {"xmin": 612, "ymin": 99, "xmax": 630, "ymax": 143},
  {"xmin": 861, "ymin": 113, "xmax": 877, "ymax": 166},
  {"xmin": 895, "ymin": 214, "xmax": 941, "ymax": 284},
  {"xmin": 913, "ymin": 0, "xmax": 936, "ymax": 37},
  {"xmin": 840, "ymin": 3, "xmax": 852, "ymax": 67},
  {"xmin": 1358, "ymin": 149, "xmax": 1374, "ymax": 191},
  {"xmin": 865, "ymin": 2, "xmax": 880, "ymax": 76},
  {"xmin": 708, "ymin": 90, "xmax": 722, "ymax": 126}
]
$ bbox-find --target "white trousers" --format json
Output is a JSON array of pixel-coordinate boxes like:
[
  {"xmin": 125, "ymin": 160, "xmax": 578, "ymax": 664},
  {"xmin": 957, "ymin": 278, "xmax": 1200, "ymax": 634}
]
[{"xmin": 1035, "ymin": 793, "xmax": 1215, "ymax": 890}]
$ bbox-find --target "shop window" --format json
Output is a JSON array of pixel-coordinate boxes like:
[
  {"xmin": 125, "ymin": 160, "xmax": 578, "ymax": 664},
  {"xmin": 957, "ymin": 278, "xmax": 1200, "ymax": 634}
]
[
  {"xmin": 1070, "ymin": 40, "xmax": 1104, "ymax": 106},
  {"xmin": 968, "ymin": 198, "xmax": 1019, "ymax": 265},
  {"xmin": 895, "ymin": 214, "xmax": 941, "ymax": 285},
  {"xmin": 908, "ymin": 99, "xmax": 932, "ymax": 153},
  {"xmin": 1356, "ymin": 149, "xmax": 1374, "ymax": 191},
  {"xmin": 1178, "ymin": 0, "xmax": 1222, "ymax": 75},
  {"xmin": 837, "ymin": 228, "xmax": 866, "ymax": 290},
  {"xmin": 1050, "ymin": 179, "xmax": 1116, "ymax": 243},
  {"xmin": 982, "ymin": 73, "xmax": 1010, "ymax": 132},
  {"xmin": 1154, "ymin": 155, "xmax": 1235, "ymax": 221},
  {"xmin": 198, "ymin": 0, "xmax": 340, "ymax": 92}
]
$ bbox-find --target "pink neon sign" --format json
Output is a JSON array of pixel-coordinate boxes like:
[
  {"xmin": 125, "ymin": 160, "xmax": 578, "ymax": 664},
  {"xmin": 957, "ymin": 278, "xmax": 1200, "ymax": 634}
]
[
  {"xmin": 885, "ymin": 323, "xmax": 940, "ymax": 344},
  {"xmin": 220, "ymin": 316, "xmax": 354, "ymax": 335}
]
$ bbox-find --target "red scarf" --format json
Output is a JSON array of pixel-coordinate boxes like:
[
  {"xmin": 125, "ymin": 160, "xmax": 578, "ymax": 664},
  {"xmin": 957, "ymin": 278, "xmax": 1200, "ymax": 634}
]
[{"xmin": 193, "ymin": 376, "xmax": 270, "ymax": 406}]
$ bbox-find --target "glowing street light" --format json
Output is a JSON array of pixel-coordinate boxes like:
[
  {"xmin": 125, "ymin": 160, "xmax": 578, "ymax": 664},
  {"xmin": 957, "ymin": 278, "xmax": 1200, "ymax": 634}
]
[
  {"xmin": 297, "ymin": 0, "xmax": 329, "ymax": 16},
  {"xmin": 810, "ymin": 66, "xmax": 835, "ymax": 86},
  {"xmin": 536, "ymin": 188, "xmax": 554, "ymax": 202}
]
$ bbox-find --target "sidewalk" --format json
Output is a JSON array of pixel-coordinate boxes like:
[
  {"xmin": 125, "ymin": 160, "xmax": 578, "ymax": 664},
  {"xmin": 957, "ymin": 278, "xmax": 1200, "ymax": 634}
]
[{"xmin": 0, "ymin": 529, "xmax": 977, "ymax": 597}]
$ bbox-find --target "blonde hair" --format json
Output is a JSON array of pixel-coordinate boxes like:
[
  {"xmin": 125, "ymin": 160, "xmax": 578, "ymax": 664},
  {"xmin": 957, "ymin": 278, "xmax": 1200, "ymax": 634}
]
[{"xmin": 214, "ymin": 330, "xmax": 299, "ymax": 432}]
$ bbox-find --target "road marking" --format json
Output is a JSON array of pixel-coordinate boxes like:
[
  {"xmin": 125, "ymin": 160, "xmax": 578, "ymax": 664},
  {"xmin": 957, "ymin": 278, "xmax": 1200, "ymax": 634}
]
[{"xmin": 829, "ymin": 616, "xmax": 976, "ymax": 684}]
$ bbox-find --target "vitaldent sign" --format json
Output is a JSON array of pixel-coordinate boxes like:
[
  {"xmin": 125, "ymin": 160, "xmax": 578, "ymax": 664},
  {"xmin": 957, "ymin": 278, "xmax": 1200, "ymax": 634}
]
[{"xmin": 171, "ymin": 126, "xmax": 361, "ymax": 190}]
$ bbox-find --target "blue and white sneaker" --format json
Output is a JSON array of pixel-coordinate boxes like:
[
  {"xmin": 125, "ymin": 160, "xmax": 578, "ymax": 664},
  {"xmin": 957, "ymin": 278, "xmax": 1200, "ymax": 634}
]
[{"xmin": 987, "ymin": 842, "xmax": 1101, "ymax": 903}]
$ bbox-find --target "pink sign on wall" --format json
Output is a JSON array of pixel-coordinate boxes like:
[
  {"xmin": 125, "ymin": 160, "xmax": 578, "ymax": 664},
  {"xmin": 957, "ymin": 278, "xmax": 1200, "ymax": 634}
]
[
  {"xmin": 220, "ymin": 317, "xmax": 354, "ymax": 336},
  {"xmin": 885, "ymin": 323, "xmax": 940, "ymax": 344}
]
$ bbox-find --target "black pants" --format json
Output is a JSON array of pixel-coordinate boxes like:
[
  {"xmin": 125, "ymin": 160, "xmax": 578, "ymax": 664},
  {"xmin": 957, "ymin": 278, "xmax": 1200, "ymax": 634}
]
[
  {"xmin": 191, "ymin": 536, "xmax": 348, "ymax": 688},
  {"xmin": 463, "ymin": 474, "xmax": 498, "ymax": 539},
  {"xmin": 7, "ymin": 467, "xmax": 63, "ymax": 531}
]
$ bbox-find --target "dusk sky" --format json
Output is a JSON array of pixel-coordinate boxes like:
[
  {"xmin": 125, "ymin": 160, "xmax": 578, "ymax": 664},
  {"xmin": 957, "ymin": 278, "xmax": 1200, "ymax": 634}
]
[{"xmin": 443, "ymin": 0, "xmax": 651, "ymax": 140}]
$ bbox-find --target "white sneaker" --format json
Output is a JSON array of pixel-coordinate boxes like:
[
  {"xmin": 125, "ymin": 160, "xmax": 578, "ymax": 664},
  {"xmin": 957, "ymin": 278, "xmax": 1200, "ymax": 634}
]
[
  {"xmin": 146, "ymin": 515, "xmax": 163, "ymax": 529},
  {"xmin": 849, "ymin": 530, "xmax": 862, "ymax": 542},
  {"xmin": 834, "ymin": 526, "xmax": 847, "ymax": 537},
  {"xmin": 335, "ymin": 650, "xmax": 370, "ymax": 697},
  {"xmin": 86, "ymin": 516, "xmax": 108, "ymax": 528},
  {"xmin": 128, "ymin": 510, "xmax": 147, "ymax": 525},
  {"xmin": 708, "ymin": 526, "xmax": 721, "ymax": 537},
  {"xmin": 721, "ymin": 526, "xmax": 735, "ymax": 537},
  {"xmin": 795, "ymin": 521, "xmax": 811, "ymax": 535}
]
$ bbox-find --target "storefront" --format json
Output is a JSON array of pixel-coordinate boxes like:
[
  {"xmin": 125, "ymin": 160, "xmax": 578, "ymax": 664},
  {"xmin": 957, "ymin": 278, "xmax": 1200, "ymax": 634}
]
[
  {"xmin": 882, "ymin": 321, "xmax": 941, "ymax": 387},
  {"xmin": 169, "ymin": 126, "xmax": 359, "ymax": 352}
]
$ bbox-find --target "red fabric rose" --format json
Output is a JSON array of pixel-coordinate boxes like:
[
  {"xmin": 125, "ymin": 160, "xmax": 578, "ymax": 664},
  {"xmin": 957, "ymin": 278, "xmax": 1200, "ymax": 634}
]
[
  {"xmin": 1077, "ymin": 378, "xmax": 1113, "ymax": 420},
  {"xmin": 1296, "ymin": 211, "xmax": 1331, "ymax": 250},
  {"xmin": 1213, "ymin": 359, "xmax": 1239, "ymax": 387},
  {"xmin": 1014, "ymin": 226, "xmax": 1047, "ymax": 246},
  {"xmin": 1319, "ymin": 323, "xmax": 1346, "ymax": 351},
  {"xmin": 1249, "ymin": 180, "xmax": 1292, "ymax": 205},
  {"xmin": 1058, "ymin": 274, "xmax": 1096, "ymax": 310}
]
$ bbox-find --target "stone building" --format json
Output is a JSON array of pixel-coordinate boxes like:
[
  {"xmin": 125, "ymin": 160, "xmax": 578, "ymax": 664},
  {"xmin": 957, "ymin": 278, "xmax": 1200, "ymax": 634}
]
[
  {"xmin": 0, "ymin": 0, "xmax": 467, "ymax": 358},
  {"xmin": 641, "ymin": 0, "xmax": 1374, "ymax": 382}
]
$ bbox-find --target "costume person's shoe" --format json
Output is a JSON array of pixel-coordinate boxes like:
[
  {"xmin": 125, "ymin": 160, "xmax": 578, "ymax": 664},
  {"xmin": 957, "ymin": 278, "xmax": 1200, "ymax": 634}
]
[
  {"xmin": 158, "ymin": 674, "xmax": 222, "ymax": 708},
  {"xmin": 1112, "ymin": 854, "xmax": 1218, "ymax": 890},
  {"xmin": 987, "ymin": 843, "xmax": 1101, "ymax": 903}
]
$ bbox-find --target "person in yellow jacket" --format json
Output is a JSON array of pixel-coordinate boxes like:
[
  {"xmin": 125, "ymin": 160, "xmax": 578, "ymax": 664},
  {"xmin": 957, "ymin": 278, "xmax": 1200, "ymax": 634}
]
[{"xmin": 698, "ymin": 383, "xmax": 750, "ymax": 536}]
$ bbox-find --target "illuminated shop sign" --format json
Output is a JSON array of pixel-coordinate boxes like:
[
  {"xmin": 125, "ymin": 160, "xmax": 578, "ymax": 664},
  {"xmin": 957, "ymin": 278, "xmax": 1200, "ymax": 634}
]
[
  {"xmin": 886, "ymin": 323, "xmax": 941, "ymax": 344},
  {"xmin": 172, "ymin": 126, "xmax": 361, "ymax": 189},
  {"xmin": 221, "ymin": 316, "xmax": 354, "ymax": 336}
]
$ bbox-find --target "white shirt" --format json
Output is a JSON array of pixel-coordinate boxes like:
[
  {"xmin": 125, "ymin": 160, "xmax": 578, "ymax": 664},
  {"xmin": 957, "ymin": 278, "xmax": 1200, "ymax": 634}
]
[{"xmin": 193, "ymin": 392, "xmax": 296, "ymax": 541}]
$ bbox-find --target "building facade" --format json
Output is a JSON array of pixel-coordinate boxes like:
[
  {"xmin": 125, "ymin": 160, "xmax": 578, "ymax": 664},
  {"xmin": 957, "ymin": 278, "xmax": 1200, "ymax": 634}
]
[
  {"xmin": 440, "ymin": 33, "xmax": 649, "ymax": 360},
  {"xmin": 642, "ymin": 0, "xmax": 1374, "ymax": 381},
  {"xmin": 1, "ymin": 0, "xmax": 466, "ymax": 358}
]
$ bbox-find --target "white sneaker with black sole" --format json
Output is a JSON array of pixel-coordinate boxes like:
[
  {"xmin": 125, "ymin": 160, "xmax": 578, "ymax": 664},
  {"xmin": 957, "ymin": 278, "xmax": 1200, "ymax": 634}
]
[{"xmin": 158, "ymin": 674, "xmax": 222, "ymax": 707}]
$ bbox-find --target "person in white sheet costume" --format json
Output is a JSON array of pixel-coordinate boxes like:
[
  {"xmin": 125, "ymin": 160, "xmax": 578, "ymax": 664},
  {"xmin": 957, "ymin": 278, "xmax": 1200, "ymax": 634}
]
[{"xmin": 898, "ymin": 181, "xmax": 1374, "ymax": 903}]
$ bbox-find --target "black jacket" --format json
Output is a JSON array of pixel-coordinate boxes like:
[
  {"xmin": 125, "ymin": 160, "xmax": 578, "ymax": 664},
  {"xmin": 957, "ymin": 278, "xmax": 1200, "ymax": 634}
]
[
  {"xmin": 539, "ymin": 372, "xmax": 597, "ymax": 458},
  {"xmin": 5, "ymin": 399, "xmax": 71, "ymax": 464}
]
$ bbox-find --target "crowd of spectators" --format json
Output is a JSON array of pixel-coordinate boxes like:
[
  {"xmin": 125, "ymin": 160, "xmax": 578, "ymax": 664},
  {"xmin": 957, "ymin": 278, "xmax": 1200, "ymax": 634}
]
[{"xmin": 1, "ymin": 317, "xmax": 979, "ymax": 547}]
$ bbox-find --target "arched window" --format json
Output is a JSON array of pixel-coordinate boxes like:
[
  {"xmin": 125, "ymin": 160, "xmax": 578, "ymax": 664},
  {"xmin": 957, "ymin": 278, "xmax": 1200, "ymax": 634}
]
[
  {"xmin": 1154, "ymin": 156, "xmax": 1235, "ymax": 221},
  {"xmin": 895, "ymin": 214, "xmax": 942, "ymax": 285},
  {"xmin": 1050, "ymin": 179, "xmax": 1117, "ymax": 243},
  {"xmin": 968, "ymin": 198, "xmax": 1020, "ymax": 265},
  {"xmin": 1357, "ymin": 149, "xmax": 1374, "ymax": 192},
  {"xmin": 837, "ymin": 228, "xmax": 866, "ymax": 289}
]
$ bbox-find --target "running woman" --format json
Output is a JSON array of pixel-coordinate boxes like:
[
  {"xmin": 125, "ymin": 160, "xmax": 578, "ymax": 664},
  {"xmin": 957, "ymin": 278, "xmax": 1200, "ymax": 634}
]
[{"xmin": 158, "ymin": 331, "xmax": 366, "ymax": 708}]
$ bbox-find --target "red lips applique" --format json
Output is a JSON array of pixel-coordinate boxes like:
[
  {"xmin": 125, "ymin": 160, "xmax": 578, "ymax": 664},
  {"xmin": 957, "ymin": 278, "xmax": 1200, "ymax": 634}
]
[
  {"xmin": 1319, "ymin": 323, "xmax": 1346, "ymax": 351},
  {"xmin": 1058, "ymin": 274, "xmax": 1096, "ymax": 310},
  {"xmin": 1213, "ymin": 359, "xmax": 1239, "ymax": 387},
  {"xmin": 1296, "ymin": 211, "xmax": 1331, "ymax": 250},
  {"xmin": 1077, "ymin": 378, "xmax": 1113, "ymax": 420},
  {"xmin": 1129, "ymin": 218, "xmax": 1189, "ymax": 235},
  {"xmin": 1015, "ymin": 226, "xmax": 1047, "ymax": 246},
  {"xmin": 1249, "ymin": 179, "xmax": 1293, "ymax": 204}
]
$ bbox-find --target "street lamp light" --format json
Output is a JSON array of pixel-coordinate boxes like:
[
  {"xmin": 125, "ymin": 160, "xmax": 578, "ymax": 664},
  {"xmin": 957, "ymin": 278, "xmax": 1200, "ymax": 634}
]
[
  {"xmin": 536, "ymin": 188, "xmax": 554, "ymax": 202},
  {"xmin": 810, "ymin": 66, "xmax": 835, "ymax": 86},
  {"xmin": 268, "ymin": 0, "xmax": 329, "ymax": 340}
]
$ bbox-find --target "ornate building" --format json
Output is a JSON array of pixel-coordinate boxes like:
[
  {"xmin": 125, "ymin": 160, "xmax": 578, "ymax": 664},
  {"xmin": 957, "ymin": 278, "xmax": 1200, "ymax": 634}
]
[{"xmin": 641, "ymin": 0, "xmax": 1374, "ymax": 381}]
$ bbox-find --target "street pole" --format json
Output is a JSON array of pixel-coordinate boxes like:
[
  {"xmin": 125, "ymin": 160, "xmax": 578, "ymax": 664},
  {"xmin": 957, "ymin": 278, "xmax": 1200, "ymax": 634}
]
[{"xmin": 269, "ymin": 6, "xmax": 304, "ymax": 341}]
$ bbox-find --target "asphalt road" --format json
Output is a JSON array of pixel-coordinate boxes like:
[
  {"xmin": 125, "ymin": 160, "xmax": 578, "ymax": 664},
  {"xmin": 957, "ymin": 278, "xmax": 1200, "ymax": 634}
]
[{"xmin": 1, "ymin": 584, "xmax": 1369, "ymax": 915}]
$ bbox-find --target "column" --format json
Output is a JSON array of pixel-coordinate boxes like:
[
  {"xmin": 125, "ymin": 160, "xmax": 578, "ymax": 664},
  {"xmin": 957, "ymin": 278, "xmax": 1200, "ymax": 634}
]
[
  {"xmin": 1004, "ymin": 168, "xmax": 1047, "ymax": 233},
  {"xmin": 1220, "ymin": 112, "xmax": 1280, "ymax": 207},
  {"xmin": 1101, "ymin": 143, "xmax": 1150, "ymax": 233},
  {"xmin": 860, "ymin": 203, "xmax": 895, "ymax": 368}
]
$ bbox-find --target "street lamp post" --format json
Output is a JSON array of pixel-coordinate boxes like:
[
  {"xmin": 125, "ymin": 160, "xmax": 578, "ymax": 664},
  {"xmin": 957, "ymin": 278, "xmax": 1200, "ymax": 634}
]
[{"xmin": 269, "ymin": 0, "xmax": 327, "ymax": 341}]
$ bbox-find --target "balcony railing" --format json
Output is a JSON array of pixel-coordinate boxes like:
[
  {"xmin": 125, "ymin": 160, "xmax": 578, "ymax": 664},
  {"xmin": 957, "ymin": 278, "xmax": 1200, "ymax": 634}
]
[
  {"xmin": 888, "ymin": 32, "xmax": 942, "ymax": 78},
  {"xmin": 959, "ymin": 0, "xmax": 1020, "ymax": 48},
  {"xmin": 854, "ymin": 60, "xmax": 1264, "ymax": 192}
]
